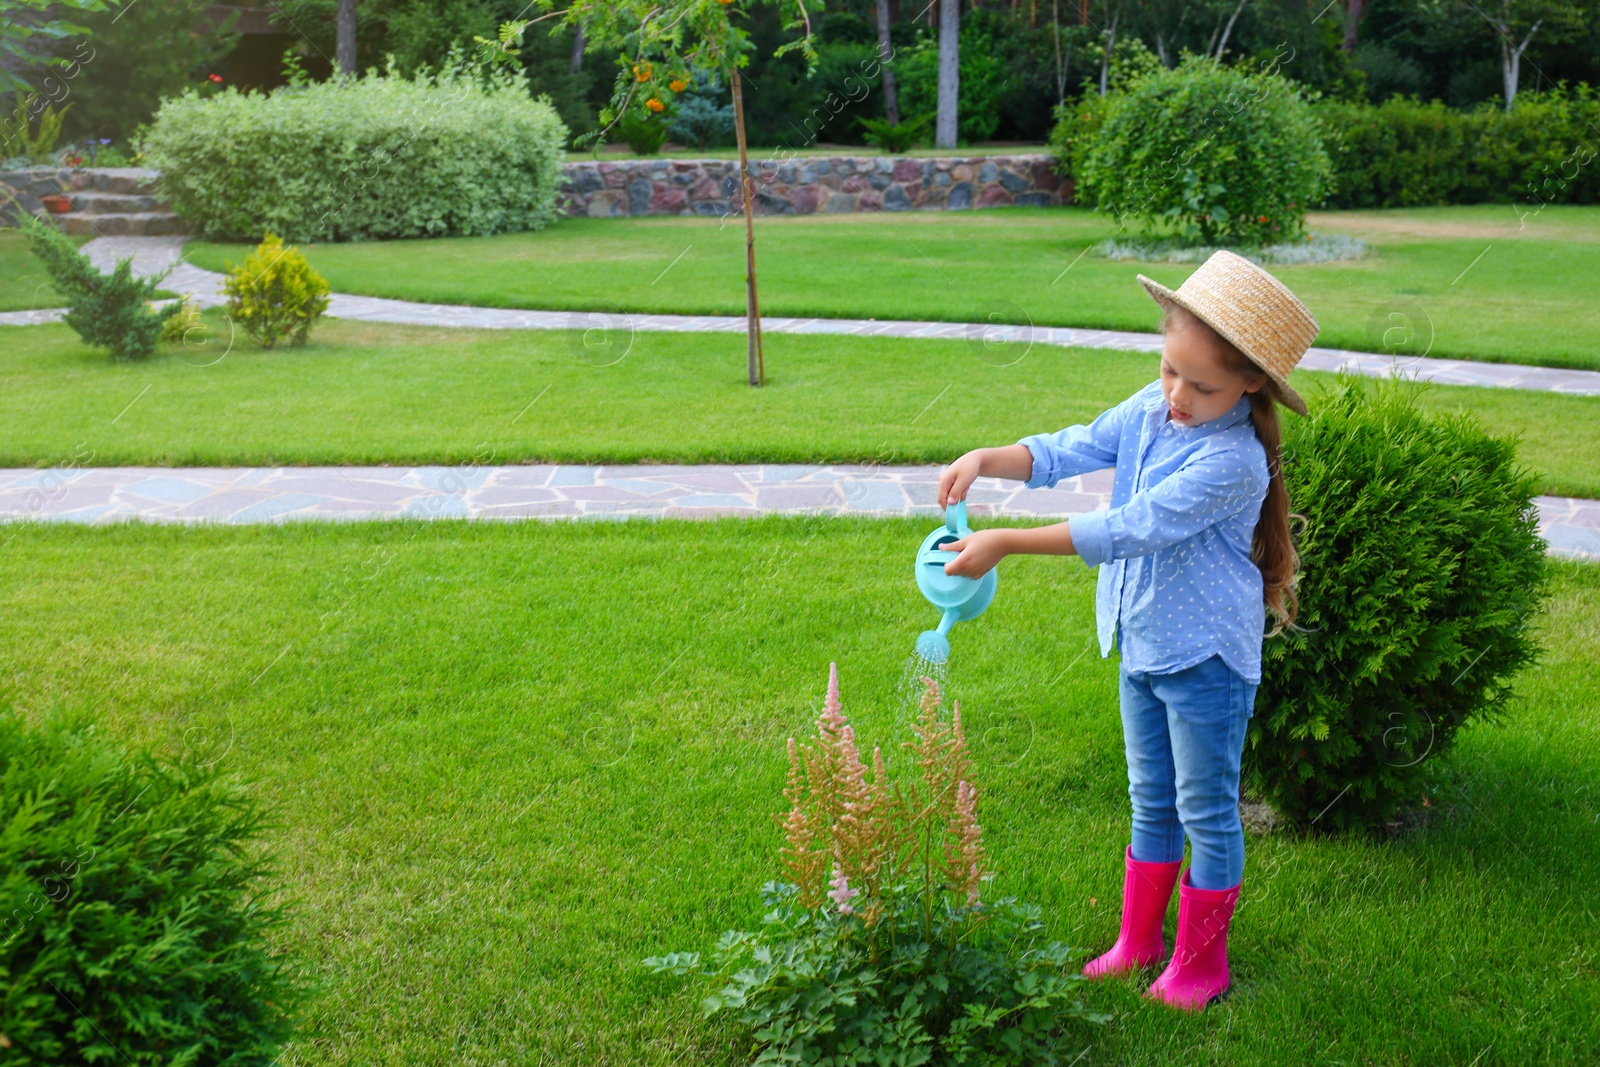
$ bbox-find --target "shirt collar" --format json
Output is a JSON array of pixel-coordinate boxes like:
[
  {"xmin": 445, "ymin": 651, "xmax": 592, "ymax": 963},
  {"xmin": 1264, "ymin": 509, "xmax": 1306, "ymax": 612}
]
[{"xmin": 1142, "ymin": 386, "xmax": 1254, "ymax": 435}]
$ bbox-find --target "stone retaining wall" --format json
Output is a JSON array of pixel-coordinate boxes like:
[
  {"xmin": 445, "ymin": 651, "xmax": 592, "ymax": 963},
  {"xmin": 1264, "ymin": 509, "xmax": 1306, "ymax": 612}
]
[{"xmin": 557, "ymin": 154, "xmax": 1065, "ymax": 218}]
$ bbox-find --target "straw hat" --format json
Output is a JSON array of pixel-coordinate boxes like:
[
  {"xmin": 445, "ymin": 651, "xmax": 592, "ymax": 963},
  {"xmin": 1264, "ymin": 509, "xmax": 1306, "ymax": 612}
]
[{"xmin": 1137, "ymin": 250, "xmax": 1319, "ymax": 417}]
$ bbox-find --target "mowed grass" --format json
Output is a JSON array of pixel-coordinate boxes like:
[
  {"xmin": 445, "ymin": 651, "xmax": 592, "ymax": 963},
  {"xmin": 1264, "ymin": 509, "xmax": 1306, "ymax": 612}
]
[
  {"xmin": 0, "ymin": 229, "xmax": 94, "ymax": 311},
  {"xmin": 3, "ymin": 315, "xmax": 1598, "ymax": 499},
  {"xmin": 178, "ymin": 204, "xmax": 1600, "ymax": 370},
  {"xmin": 0, "ymin": 519, "xmax": 1596, "ymax": 1064}
]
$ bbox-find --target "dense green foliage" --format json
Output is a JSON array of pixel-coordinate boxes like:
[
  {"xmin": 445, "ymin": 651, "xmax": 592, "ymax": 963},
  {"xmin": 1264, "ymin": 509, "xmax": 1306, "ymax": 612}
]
[
  {"xmin": 1318, "ymin": 87, "xmax": 1600, "ymax": 209},
  {"xmin": 1249, "ymin": 380, "xmax": 1550, "ymax": 830},
  {"xmin": 1074, "ymin": 56, "xmax": 1333, "ymax": 245},
  {"xmin": 0, "ymin": 711, "xmax": 302, "ymax": 1065},
  {"xmin": 49, "ymin": 0, "xmax": 239, "ymax": 142},
  {"xmin": 16, "ymin": 211, "xmax": 179, "ymax": 360},
  {"xmin": 142, "ymin": 51, "xmax": 567, "ymax": 242}
]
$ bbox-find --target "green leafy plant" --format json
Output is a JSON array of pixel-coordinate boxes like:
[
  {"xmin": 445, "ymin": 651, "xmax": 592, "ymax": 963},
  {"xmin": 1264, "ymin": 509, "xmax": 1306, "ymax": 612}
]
[
  {"xmin": 1, "ymin": 96, "xmax": 72, "ymax": 161},
  {"xmin": 1315, "ymin": 86, "xmax": 1600, "ymax": 210},
  {"xmin": 1077, "ymin": 55, "xmax": 1333, "ymax": 246},
  {"xmin": 0, "ymin": 707, "xmax": 305, "ymax": 1064},
  {"xmin": 618, "ymin": 105, "xmax": 672, "ymax": 156},
  {"xmin": 894, "ymin": 31, "xmax": 1007, "ymax": 144},
  {"xmin": 223, "ymin": 233, "xmax": 331, "ymax": 350},
  {"xmin": 1248, "ymin": 379, "xmax": 1550, "ymax": 830},
  {"xmin": 17, "ymin": 211, "xmax": 180, "ymax": 361},
  {"xmin": 142, "ymin": 48, "xmax": 568, "ymax": 242},
  {"xmin": 858, "ymin": 113, "xmax": 933, "ymax": 154},
  {"xmin": 644, "ymin": 667, "xmax": 1108, "ymax": 1064}
]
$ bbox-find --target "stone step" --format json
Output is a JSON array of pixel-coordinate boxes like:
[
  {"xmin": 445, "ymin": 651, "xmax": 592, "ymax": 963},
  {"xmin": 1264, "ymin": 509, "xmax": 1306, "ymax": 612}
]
[
  {"xmin": 54, "ymin": 212, "xmax": 186, "ymax": 237},
  {"xmin": 67, "ymin": 167, "xmax": 163, "ymax": 197},
  {"xmin": 59, "ymin": 191, "xmax": 163, "ymax": 214}
]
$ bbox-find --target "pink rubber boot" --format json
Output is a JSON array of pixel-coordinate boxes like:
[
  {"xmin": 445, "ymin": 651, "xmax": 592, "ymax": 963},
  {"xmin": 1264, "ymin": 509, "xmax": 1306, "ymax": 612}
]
[
  {"xmin": 1145, "ymin": 868, "xmax": 1241, "ymax": 1011},
  {"xmin": 1082, "ymin": 845, "xmax": 1183, "ymax": 979}
]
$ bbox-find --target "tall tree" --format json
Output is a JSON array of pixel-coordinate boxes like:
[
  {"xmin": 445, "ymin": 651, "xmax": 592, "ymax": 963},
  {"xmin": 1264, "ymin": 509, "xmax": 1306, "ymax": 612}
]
[
  {"xmin": 336, "ymin": 0, "xmax": 357, "ymax": 75},
  {"xmin": 504, "ymin": 0, "xmax": 823, "ymax": 387},
  {"xmin": 1342, "ymin": 0, "xmax": 1368, "ymax": 52},
  {"xmin": 875, "ymin": 0, "xmax": 899, "ymax": 124},
  {"xmin": 1474, "ymin": 0, "xmax": 1586, "ymax": 109},
  {"xmin": 935, "ymin": 0, "xmax": 959, "ymax": 147}
]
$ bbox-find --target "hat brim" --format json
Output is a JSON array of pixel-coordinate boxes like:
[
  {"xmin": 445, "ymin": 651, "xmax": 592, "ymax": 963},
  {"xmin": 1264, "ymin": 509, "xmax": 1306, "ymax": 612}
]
[{"xmin": 1138, "ymin": 273, "xmax": 1309, "ymax": 417}]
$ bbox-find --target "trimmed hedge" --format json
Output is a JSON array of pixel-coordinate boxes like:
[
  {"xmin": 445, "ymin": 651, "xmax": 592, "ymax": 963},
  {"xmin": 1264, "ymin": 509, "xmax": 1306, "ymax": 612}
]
[
  {"xmin": 1053, "ymin": 78, "xmax": 1600, "ymax": 212},
  {"xmin": 1317, "ymin": 88, "xmax": 1600, "ymax": 209},
  {"xmin": 0, "ymin": 710, "xmax": 303, "ymax": 1064},
  {"xmin": 142, "ymin": 55, "xmax": 568, "ymax": 242},
  {"xmin": 1247, "ymin": 380, "xmax": 1549, "ymax": 830}
]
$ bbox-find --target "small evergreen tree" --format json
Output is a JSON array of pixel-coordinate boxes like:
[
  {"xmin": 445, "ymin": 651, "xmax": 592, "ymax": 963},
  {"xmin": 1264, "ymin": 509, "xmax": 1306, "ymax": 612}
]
[{"xmin": 18, "ymin": 212, "xmax": 181, "ymax": 361}]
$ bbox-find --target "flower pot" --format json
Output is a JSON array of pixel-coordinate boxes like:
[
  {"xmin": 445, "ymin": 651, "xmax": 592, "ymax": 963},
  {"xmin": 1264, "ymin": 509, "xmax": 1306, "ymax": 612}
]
[{"xmin": 41, "ymin": 195, "xmax": 72, "ymax": 214}]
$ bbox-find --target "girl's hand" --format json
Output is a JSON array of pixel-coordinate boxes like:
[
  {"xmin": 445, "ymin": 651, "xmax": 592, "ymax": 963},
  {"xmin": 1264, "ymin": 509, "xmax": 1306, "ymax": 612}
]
[
  {"xmin": 938, "ymin": 528, "xmax": 1012, "ymax": 579},
  {"xmin": 938, "ymin": 451, "xmax": 984, "ymax": 508}
]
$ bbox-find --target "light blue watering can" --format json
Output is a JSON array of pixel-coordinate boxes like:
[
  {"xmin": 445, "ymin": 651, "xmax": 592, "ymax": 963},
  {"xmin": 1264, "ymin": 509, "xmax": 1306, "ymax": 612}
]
[{"xmin": 914, "ymin": 500, "xmax": 997, "ymax": 664}]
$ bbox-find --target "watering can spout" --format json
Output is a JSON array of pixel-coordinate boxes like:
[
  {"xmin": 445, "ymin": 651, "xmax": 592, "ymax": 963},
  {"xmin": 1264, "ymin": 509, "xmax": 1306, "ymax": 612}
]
[{"xmin": 912, "ymin": 501, "xmax": 997, "ymax": 664}]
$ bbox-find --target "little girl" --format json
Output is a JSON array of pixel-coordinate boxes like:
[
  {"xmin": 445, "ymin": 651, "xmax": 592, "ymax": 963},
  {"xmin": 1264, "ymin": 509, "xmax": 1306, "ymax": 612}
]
[{"xmin": 935, "ymin": 250, "xmax": 1318, "ymax": 1012}]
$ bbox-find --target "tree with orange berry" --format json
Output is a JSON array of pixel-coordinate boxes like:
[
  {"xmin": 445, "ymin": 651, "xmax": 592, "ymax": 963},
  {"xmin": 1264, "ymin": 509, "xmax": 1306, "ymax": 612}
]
[{"xmin": 484, "ymin": 1, "xmax": 825, "ymax": 387}]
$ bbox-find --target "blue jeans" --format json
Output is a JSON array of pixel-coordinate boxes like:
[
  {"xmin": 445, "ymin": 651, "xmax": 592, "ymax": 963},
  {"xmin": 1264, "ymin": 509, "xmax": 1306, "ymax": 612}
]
[{"xmin": 1119, "ymin": 654, "xmax": 1257, "ymax": 891}]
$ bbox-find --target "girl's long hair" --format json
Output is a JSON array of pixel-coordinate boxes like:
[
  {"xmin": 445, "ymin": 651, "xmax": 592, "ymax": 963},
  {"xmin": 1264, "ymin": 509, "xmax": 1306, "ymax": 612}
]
[{"xmin": 1161, "ymin": 306, "xmax": 1301, "ymax": 635}]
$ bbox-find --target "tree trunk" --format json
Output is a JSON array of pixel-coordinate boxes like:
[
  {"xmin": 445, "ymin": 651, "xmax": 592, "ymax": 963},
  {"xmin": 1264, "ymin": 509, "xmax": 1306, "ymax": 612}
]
[
  {"xmin": 1052, "ymin": 0, "xmax": 1068, "ymax": 105},
  {"xmin": 569, "ymin": 22, "xmax": 586, "ymax": 76},
  {"xmin": 731, "ymin": 74, "xmax": 764, "ymax": 386},
  {"xmin": 935, "ymin": 0, "xmax": 960, "ymax": 148},
  {"xmin": 1502, "ymin": 19, "xmax": 1541, "ymax": 112},
  {"xmin": 336, "ymin": 0, "xmax": 356, "ymax": 75},
  {"xmin": 1098, "ymin": 9, "xmax": 1117, "ymax": 96},
  {"xmin": 875, "ymin": 0, "xmax": 899, "ymax": 125},
  {"xmin": 1213, "ymin": 0, "xmax": 1246, "ymax": 60},
  {"xmin": 1341, "ymin": 0, "xmax": 1366, "ymax": 53}
]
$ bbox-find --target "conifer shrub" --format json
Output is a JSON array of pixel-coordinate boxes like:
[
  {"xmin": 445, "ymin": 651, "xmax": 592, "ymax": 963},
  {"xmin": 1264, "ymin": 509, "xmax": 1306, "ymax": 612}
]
[
  {"xmin": 0, "ymin": 709, "xmax": 303, "ymax": 1064},
  {"xmin": 18, "ymin": 212, "xmax": 180, "ymax": 361},
  {"xmin": 222, "ymin": 233, "xmax": 330, "ymax": 350},
  {"xmin": 1248, "ymin": 380, "xmax": 1549, "ymax": 829},
  {"xmin": 644, "ymin": 667, "xmax": 1108, "ymax": 1065}
]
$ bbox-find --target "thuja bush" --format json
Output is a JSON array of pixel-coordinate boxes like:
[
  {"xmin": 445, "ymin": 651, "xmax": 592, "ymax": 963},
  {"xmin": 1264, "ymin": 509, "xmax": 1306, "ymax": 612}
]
[
  {"xmin": 143, "ymin": 46, "xmax": 568, "ymax": 242},
  {"xmin": 1075, "ymin": 55, "xmax": 1332, "ymax": 246},
  {"xmin": 1247, "ymin": 379, "xmax": 1549, "ymax": 830},
  {"xmin": 222, "ymin": 233, "xmax": 330, "ymax": 349},
  {"xmin": 0, "ymin": 709, "xmax": 304, "ymax": 1064},
  {"xmin": 645, "ymin": 667, "xmax": 1107, "ymax": 1066},
  {"xmin": 18, "ymin": 211, "xmax": 180, "ymax": 361}
]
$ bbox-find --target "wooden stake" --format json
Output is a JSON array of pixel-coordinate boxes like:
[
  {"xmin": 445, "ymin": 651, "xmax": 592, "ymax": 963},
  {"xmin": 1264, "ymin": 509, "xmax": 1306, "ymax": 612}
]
[{"xmin": 731, "ymin": 68, "xmax": 764, "ymax": 386}]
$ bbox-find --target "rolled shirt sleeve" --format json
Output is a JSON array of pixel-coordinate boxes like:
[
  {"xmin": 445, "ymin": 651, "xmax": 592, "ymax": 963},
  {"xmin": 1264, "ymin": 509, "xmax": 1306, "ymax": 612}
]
[
  {"xmin": 1015, "ymin": 387, "xmax": 1144, "ymax": 489},
  {"xmin": 1089, "ymin": 448, "xmax": 1268, "ymax": 564}
]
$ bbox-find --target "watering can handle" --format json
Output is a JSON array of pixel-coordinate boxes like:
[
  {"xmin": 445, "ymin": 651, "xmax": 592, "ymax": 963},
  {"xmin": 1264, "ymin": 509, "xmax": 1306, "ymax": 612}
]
[{"xmin": 945, "ymin": 499, "xmax": 969, "ymax": 536}]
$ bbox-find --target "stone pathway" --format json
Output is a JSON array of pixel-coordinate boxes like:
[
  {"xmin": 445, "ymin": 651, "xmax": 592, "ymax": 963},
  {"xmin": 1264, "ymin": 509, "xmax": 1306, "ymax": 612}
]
[
  {"xmin": 2, "ymin": 237, "xmax": 1598, "ymax": 396},
  {"xmin": 2, "ymin": 464, "xmax": 1595, "ymax": 559}
]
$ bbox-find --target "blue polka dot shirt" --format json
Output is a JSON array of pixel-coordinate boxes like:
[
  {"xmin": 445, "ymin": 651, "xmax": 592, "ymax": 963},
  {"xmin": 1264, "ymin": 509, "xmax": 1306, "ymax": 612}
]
[{"xmin": 1017, "ymin": 380, "xmax": 1271, "ymax": 684}]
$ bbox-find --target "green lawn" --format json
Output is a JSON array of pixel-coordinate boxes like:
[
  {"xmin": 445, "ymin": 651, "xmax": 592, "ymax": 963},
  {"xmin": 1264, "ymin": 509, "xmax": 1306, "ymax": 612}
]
[
  {"xmin": 0, "ymin": 229, "xmax": 94, "ymax": 311},
  {"xmin": 3, "ymin": 315, "xmax": 1598, "ymax": 499},
  {"xmin": 1, "ymin": 519, "xmax": 1595, "ymax": 1064},
  {"xmin": 178, "ymin": 205, "xmax": 1600, "ymax": 371}
]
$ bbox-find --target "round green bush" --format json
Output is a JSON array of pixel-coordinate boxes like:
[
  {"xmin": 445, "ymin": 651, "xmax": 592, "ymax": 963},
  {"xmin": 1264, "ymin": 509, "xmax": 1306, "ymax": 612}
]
[
  {"xmin": 1247, "ymin": 380, "xmax": 1550, "ymax": 830},
  {"xmin": 1077, "ymin": 56, "xmax": 1332, "ymax": 246},
  {"xmin": 142, "ymin": 51, "xmax": 568, "ymax": 242},
  {"xmin": 0, "ymin": 711, "xmax": 303, "ymax": 1064}
]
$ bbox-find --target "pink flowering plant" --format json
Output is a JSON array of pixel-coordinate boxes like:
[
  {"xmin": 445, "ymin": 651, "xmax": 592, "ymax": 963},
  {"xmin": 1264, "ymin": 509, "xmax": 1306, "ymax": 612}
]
[{"xmin": 644, "ymin": 665, "xmax": 1107, "ymax": 1065}]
